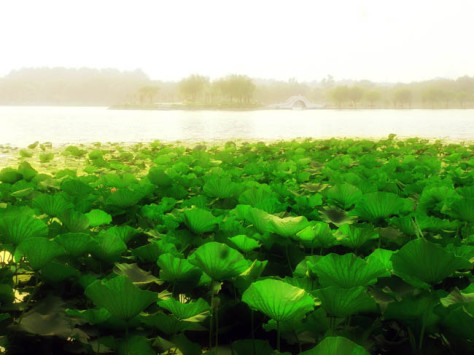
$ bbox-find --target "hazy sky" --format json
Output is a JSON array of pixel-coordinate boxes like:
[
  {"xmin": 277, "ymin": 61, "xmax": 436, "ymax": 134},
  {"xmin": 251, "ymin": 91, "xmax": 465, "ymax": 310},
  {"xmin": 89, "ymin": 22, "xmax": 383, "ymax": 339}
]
[{"xmin": 1, "ymin": 0, "xmax": 473, "ymax": 83}]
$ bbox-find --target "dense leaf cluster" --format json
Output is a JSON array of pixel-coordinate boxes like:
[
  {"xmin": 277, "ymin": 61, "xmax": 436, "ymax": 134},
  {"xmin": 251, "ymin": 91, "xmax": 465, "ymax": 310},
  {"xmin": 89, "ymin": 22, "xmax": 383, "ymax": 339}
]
[{"xmin": 0, "ymin": 137, "xmax": 473, "ymax": 354}]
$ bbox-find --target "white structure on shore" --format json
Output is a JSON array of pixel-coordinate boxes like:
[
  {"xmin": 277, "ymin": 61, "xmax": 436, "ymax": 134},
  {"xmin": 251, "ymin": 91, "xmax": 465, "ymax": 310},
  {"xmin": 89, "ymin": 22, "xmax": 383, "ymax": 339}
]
[{"xmin": 268, "ymin": 95, "xmax": 325, "ymax": 110}]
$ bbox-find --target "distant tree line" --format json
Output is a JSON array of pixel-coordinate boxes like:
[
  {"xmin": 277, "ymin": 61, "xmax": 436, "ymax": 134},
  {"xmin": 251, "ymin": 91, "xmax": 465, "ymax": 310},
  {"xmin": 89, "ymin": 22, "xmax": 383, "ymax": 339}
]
[{"xmin": 1, "ymin": 67, "xmax": 474, "ymax": 108}]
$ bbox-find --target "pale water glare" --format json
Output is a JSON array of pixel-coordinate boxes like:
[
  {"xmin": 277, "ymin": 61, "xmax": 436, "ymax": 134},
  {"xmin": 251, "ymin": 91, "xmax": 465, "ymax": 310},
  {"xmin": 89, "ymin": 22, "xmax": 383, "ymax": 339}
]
[{"xmin": 0, "ymin": 107, "xmax": 472, "ymax": 147}]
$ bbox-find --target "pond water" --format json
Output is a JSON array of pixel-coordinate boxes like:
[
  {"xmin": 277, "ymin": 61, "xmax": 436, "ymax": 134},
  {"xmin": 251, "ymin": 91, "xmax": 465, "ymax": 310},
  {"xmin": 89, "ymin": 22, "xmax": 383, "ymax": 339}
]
[{"xmin": 0, "ymin": 106, "xmax": 472, "ymax": 147}]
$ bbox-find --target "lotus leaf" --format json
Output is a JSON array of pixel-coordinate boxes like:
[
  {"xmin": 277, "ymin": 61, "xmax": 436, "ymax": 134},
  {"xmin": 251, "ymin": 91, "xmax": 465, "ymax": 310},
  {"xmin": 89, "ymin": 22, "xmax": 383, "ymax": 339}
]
[
  {"xmin": 232, "ymin": 339, "xmax": 274, "ymax": 355},
  {"xmin": 183, "ymin": 208, "xmax": 219, "ymax": 234},
  {"xmin": 158, "ymin": 297, "xmax": 210, "ymax": 321},
  {"xmin": 335, "ymin": 224, "xmax": 379, "ymax": 249},
  {"xmin": 85, "ymin": 209, "xmax": 112, "ymax": 227},
  {"xmin": 310, "ymin": 253, "xmax": 389, "ymax": 288},
  {"xmin": 352, "ymin": 192, "xmax": 413, "ymax": 223},
  {"xmin": 147, "ymin": 167, "xmax": 172, "ymax": 187},
  {"xmin": 316, "ymin": 286, "xmax": 377, "ymax": 318},
  {"xmin": 301, "ymin": 336, "xmax": 369, "ymax": 355},
  {"xmin": 54, "ymin": 232, "xmax": 94, "ymax": 257},
  {"xmin": 229, "ymin": 234, "xmax": 261, "ymax": 253},
  {"xmin": 319, "ymin": 206, "xmax": 357, "ymax": 227},
  {"xmin": 118, "ymin": 335, "xmax": 154, "ymax": 355},
  {"xmin": 157, "ymin": 253, "xmax": 202, "ymax": 284},
  {"xmin": 85, "ymin": 275, "xmax": 157, "ymax": 321},
  {"xmin": 0, "ymin": 214, "xmax": 48, "ymax": 245},
  {"xmin": 106, "ymin": 188, "xmax": 142, "ymax": 208},
  {"xmin": 40, "ymin": 261, "xmax": 81, "ymax": 283},
  {"xmin": 238, "ymin": 187, "xmax": 282, "ymax": 213},
  {"xmin": 295, "ymin": 222, "xmax": 336, "ymax": 249},
  {"xmin": 33, "ymin": 194, "xmax": 72, "ymax": 217},
  {"xmin": 242, "ymin": 279, "xmax": 315, "ymax": 322},
  {"xmin": 139, "ymin": 311, "xmax": 195, "ymax": 334},
  {"xmin": 441, "ymin": 302, "xmax": 474, "ymax": 341},
  {"xmin": 269, "ymin": 214, "xmax": 310, "ymax": 237},
  {"xmin": 113, "ymin": 263, "xmax": 161, "ymax": 285},
  {"xmin": 0, "ymin": 168, "xmax": 22, "ymax": 184},
  {"xmin": 391, "ymin": 239, "xmax": 472, "ymax": 288},
  {"xmin": 449, "ymin": 198, "xmax": 474, "ymax": 223},
  {"xmin": 133, "ymin": 241, "xmax": 180, "ymax": 262},
  {"xmin": 17, "ymin": 238, "xmax": 65, "ymax": 270},
  {"xmin": 203, "ymin": 174, "xmax": 238, "ymax": 198},
  {"xmin": 66, "ymin": 307, "xmax": 112, "ymax": 325},
  {"xmin": 326, "ymin": 183, "xmax": 363, "ymax": 209},
  {"xmin": 188, "ymin": 242, "xmax": 248, "ymax": 281},
  {"xmin": 92, "ymin": 231, "xmax": 127, "ymax": 263},
  {"xmin": 61, "ymin": 178, "xmax": 93, "ymax": 197},
  {"xmin": 104, "ymin": 225, "xmax": 137, "ymax": 244},
  {"xmin": 59, "ymin": 209, "xmax": 90, "ymax": 232}
]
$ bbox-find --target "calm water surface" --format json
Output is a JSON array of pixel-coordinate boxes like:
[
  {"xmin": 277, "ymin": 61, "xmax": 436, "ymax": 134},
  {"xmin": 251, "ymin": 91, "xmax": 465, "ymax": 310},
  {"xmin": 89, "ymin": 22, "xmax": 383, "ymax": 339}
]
[{"xmin": 0, "ymin": 106, "xmax": 472, "ymax": 147}]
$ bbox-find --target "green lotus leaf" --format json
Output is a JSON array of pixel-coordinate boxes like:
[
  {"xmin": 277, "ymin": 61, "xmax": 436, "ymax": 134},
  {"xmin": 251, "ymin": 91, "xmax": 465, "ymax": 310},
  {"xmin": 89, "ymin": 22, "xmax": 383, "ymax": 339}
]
[
  {"xmin": 85, "ymin": 209, "xmax": 112, "ymax": 227},
  {"xmin": 301, "ymin": 336, "xmax": 369, "ymax": 355},
  {"xmin": 335, "ymin": 224, "xmax": 379, "ymax": 249},
  {"xmin": 352, "ymin": 192, "xmax": 413, "ymax": 223},
  {"xmin": 92, "ymin": 231, "xmax": 127, "ymax": 263},
  {"xmin": 158, "ymin": 297, "xmax": 210, "ymax": 321},
  {"xmin": 104, "ymin": 225, "xmax": 137, "ymax": 244},
  {"xmin": 316, "ymin": 286, "xmax": 377, "ymax": 318},
  {"xmin": 440, "ymin": 287, "xmax": 474, "ymax": 307},
  {"xmin": 113, "ymin": 263, "xmax": 161, "ymax": 285},
  {"xmin": 203, "ymin": 174, "xmax": 239, "ymax": 198},
  {"xmin": 449, "ymin": 198, "xmax": 474, "ymax": 223},
  {"xmin": 309, "ymin": 253, "xmax": 389, "ymax": 288},
  {"xmin": 238, "ymin": 187, "xmax": 282, "ymax": 213},
  {"xmin": 391, "ymin": 239, "xmax": 472, "ymax": 289},
  {"xmin": 365, "ymin": 249, "xmax": 394, "ymax": 272},
  {"xmin": 417, "ymin": 185, "xmax": 457, "ymax": 214},
  {"xmin": 106, "ymin": 189, "xmax": 142, "ymax": 208},
  {"xmin": 238, "ymin": 205, "xmax": 275, "ymax": 234},
  {"xmin": 139, "ymin": 311, "xmax": 195, "ymax": 334},
  {"xmin": 232, "ymin": 339, "xmax": 274, "ymax": 355},
  {"xmin": 295, "ymin": 222, "xmax": 337, "ymax": 249},
  {"xmin": 242, "ymin": 279, "xmax": 315, "ymax": 322},
  {"xmin": 18, "ymin": 161, "xmax": 38, "ymax": 181},
  {"xmin": 269, "ymin": 214, "xmax": 310, "ymax": 238},
  {"xmin": 118, "ymin": 335, "xmax": 154, "ymax": 355},
  {"xmin": 229, "ymin": 234, "xmax": 261, "ymax": 253},
  {"xmin": 326, "ymin": 183, "xmax": 363, "ymax": 210},
  {"xmin": 383, "ymin": 293, "xmax": 439, "ymax": 329},
  {"xmin": 188, "ymin": 242, "xmax": 248, "ymax": 281},
  {"xmin": 10, "ymin": 187, "xmax": 34, "ymax": 198},
  {"xmin": 17, "ymin": 238, "xmax": 65, "ymax": 270},
  {"xmin": 54, "ymin": 233, "xmax": 94, "ymax": 257},
  {"xmin": 0, "ymin": 167, "xmax": 22, "ymax": 184},
  {"xmin": 0, "ymin": 214, "xmax": 48, "ymax": 245},
  {"xmin": 133, "ymin": 240, "xmax": 180, "ymax": 263},
  {"xmin": 85, "ymin": 275, "xmax": 157, "ymax": 321},
  {"xmin": 33, "ymin": 194, "xmax": 73, "ymax": 217},
  {"xmin": 183, "ymin": 208, "xmax": 219, "ymax": 234},
  {"xmin": 61, "ymin": 178, "xmax": 93, "ymax": 197},
  {"xmin": 59, "ymin": 209, "xmax": 90, "ymax": 233},
  {"xmin": 40, "ymin": 261, "xmax": 81, "ymax": 283},
  {"xmin": 66, "ymin": 308, "xmax": 112, "ymax": 325},
  {"xmin": 147, "ymin": 167, "xmax": 172, "ymax": 187},
  {"xmin": 441, "ymin": 302, "xmax": 474, "ymax": 341},
  {"xmin": 157, "ymin": 253, "xmax": 202, "ymax": 284},
  {"xmin": 233, "ymin": 259, "xmax": 268, "ymax": 293}
]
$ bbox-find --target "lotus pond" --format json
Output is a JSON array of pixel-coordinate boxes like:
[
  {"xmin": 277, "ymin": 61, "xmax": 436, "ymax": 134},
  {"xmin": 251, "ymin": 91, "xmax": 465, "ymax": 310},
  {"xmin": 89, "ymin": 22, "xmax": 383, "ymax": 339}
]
[{"xmin": 0, "ymin": 137, "xmax": 473, "ymax": 354}]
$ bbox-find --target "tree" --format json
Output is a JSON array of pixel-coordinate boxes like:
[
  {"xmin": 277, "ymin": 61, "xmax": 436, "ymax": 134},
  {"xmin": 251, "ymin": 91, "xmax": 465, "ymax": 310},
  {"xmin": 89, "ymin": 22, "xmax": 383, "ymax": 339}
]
[
  {"xmin": 137, "ymin": 86, "xmax": 160, "ymax": 104},
  {"xmin": 179, "ymin": 74, "xmax": 209, "ymax": 102},
  {"xmin": 329, "ymin": 86, "xmax": 350, "ymax": 108},
  {"xmin": 348, "ymin": 86, "xmax": 365, "ymax": 108},
  {"xmin": 365, "ymin": 90, "xmax": 382, "ymax": 108},
  {"xmin": 393, "ymin": 88, "xmax": 412, "ymax": 108},
  {"xmin": 213, "ymin": 75, "xmax": 255, "ymax": 104}
]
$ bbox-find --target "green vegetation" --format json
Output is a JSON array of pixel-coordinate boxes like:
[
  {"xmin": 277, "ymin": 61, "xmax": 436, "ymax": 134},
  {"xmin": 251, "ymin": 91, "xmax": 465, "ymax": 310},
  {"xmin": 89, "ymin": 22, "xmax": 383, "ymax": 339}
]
[{"xmin": 0, "ymin": 136, "xmax": 473, "ymax": 354}]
